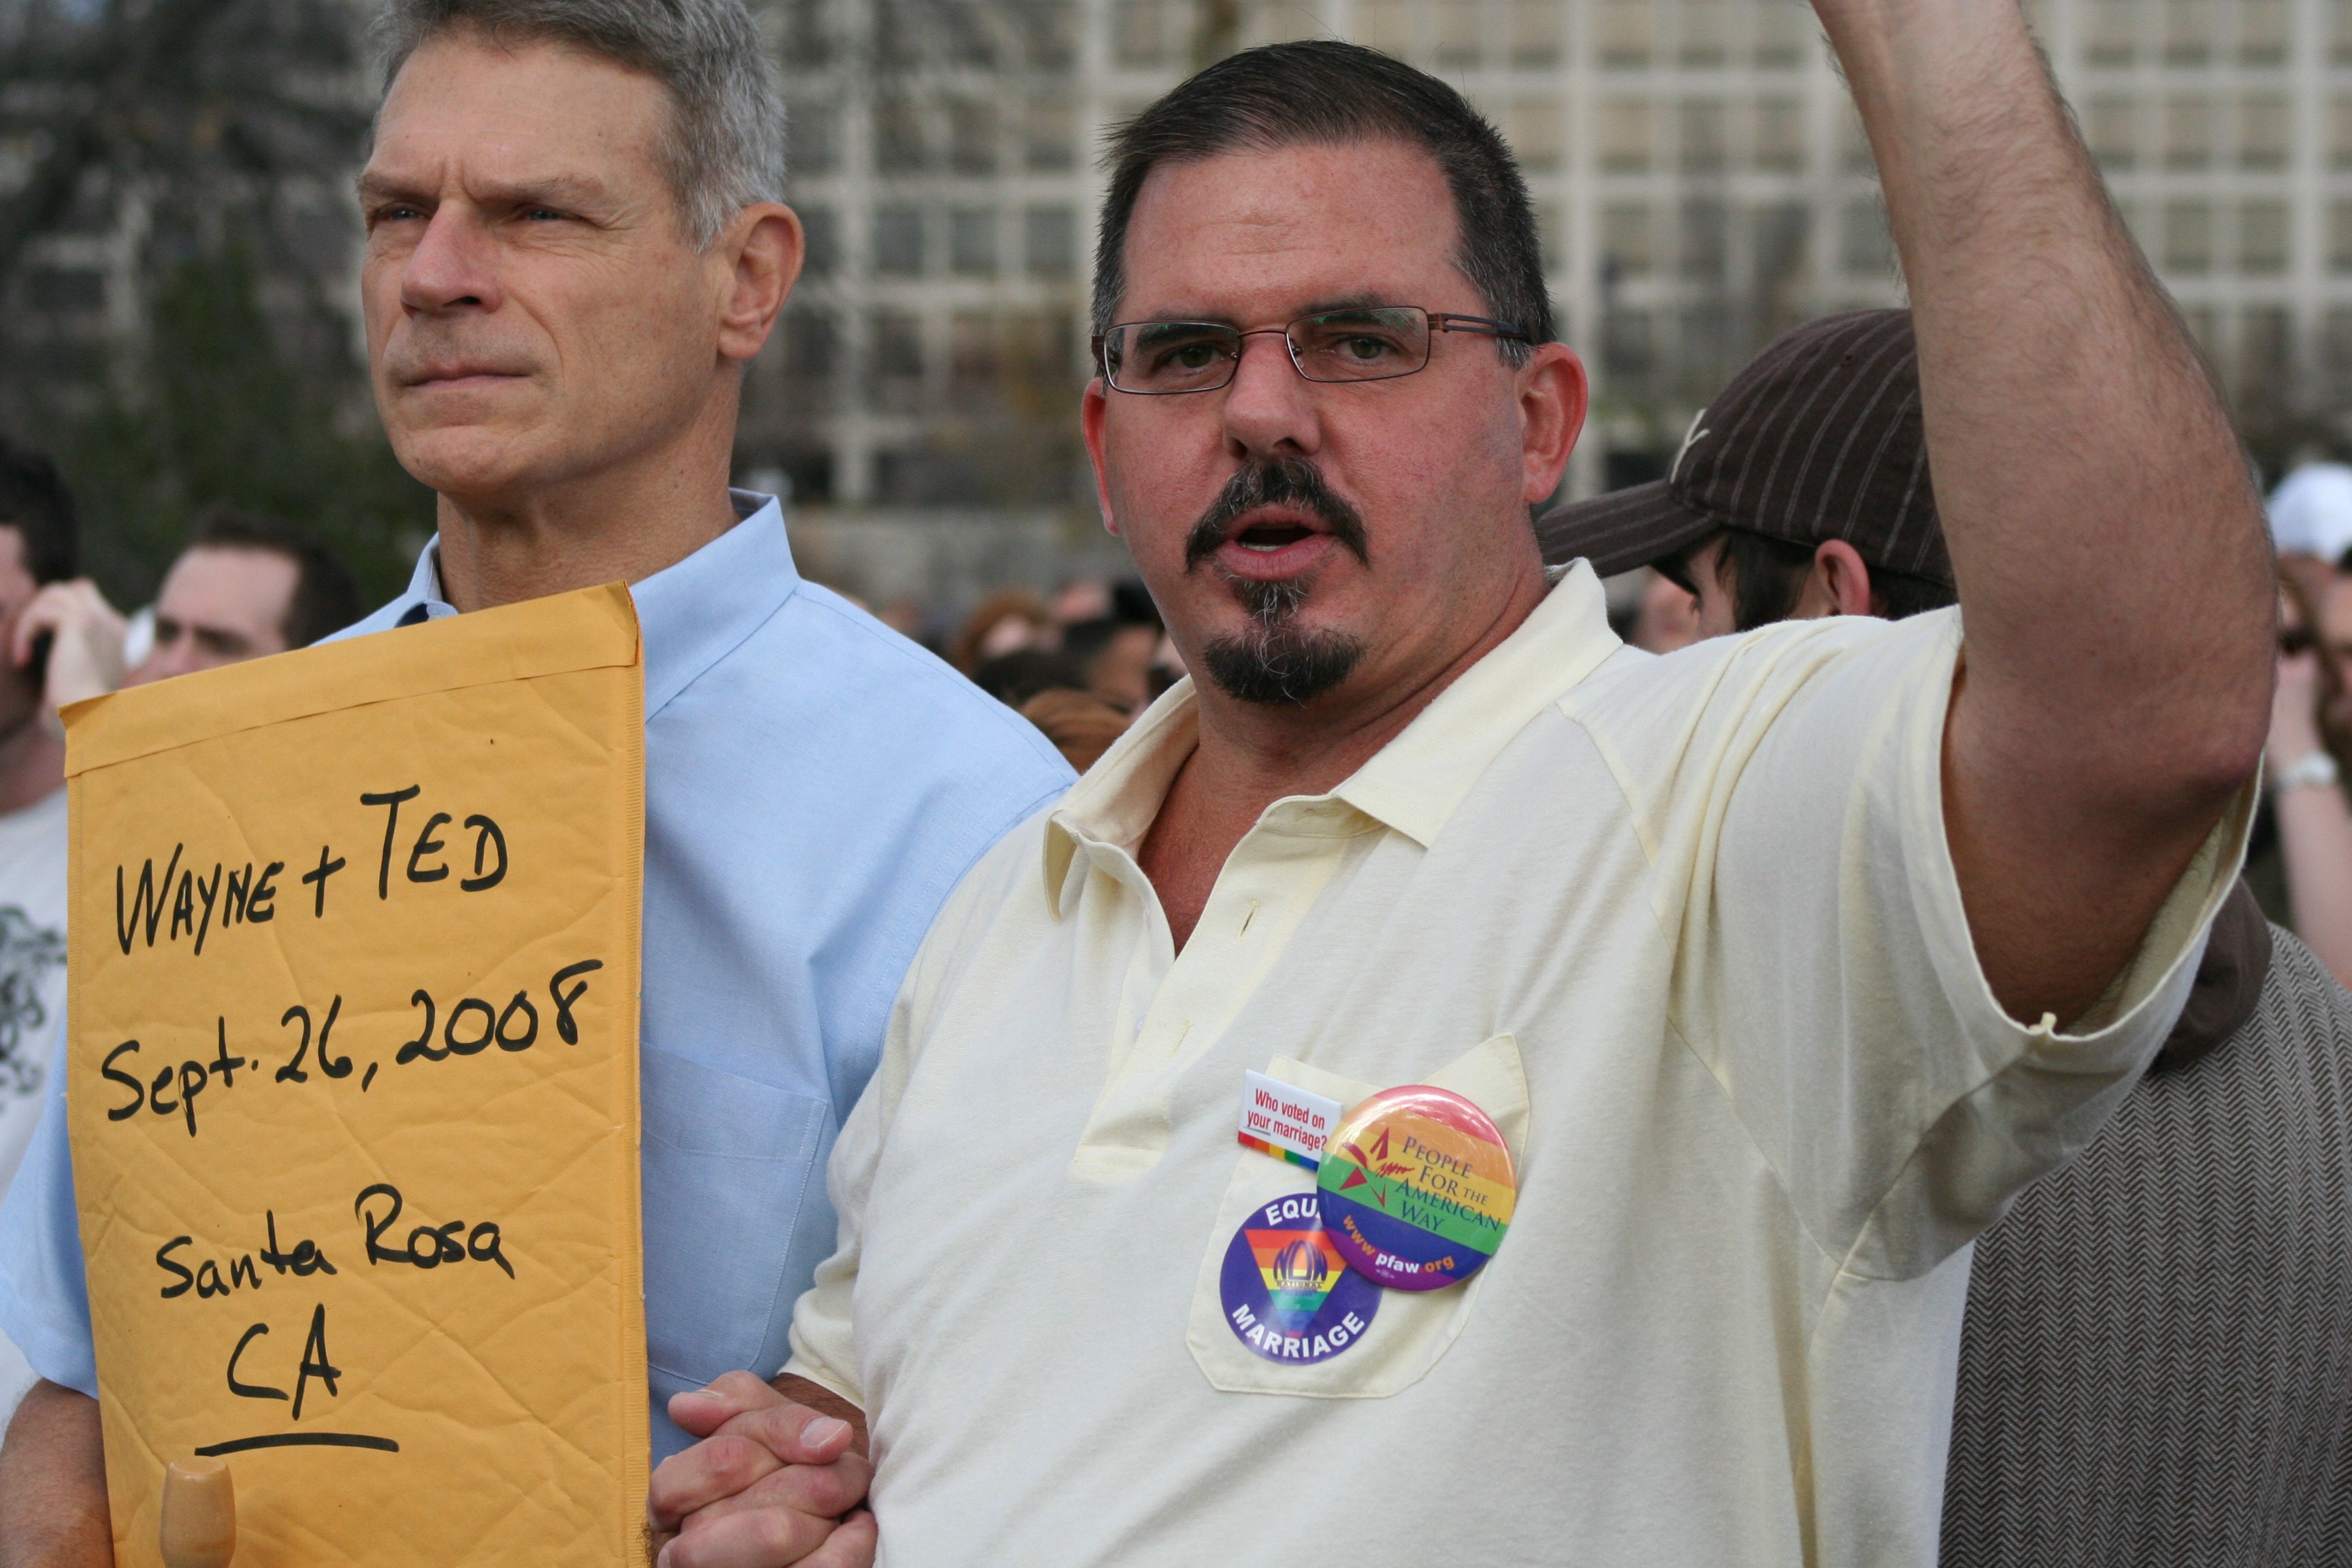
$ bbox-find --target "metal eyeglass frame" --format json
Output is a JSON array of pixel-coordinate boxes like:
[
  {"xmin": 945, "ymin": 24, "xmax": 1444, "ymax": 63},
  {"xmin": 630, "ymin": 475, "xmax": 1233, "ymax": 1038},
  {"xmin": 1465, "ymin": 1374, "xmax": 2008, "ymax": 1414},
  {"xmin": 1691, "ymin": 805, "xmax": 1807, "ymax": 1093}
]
[{"xmin": 1091, "ymin": 307, "xmax": 1530, "ymax": 394}]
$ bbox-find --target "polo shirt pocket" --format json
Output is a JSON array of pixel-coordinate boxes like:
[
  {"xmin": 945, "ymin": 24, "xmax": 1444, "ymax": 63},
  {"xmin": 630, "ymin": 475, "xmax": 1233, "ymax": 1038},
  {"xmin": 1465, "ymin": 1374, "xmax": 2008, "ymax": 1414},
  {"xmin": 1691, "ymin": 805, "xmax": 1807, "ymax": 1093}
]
[
  {"xmin": 1184, "ymin": 1032, "xmax": 1529, "ymax": 1399},
  {"xmin": 640, "ymin": 1047, "xmax": 836, "ymax": 1390}
]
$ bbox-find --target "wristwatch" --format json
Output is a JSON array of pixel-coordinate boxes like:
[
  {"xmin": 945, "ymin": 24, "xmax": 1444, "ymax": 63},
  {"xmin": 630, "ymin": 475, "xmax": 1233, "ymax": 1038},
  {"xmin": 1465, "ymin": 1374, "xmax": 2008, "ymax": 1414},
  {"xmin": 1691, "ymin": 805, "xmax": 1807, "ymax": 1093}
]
[{"xmin": 2275, "ymin": 749, "xmax": 2341, "ymax": 792}]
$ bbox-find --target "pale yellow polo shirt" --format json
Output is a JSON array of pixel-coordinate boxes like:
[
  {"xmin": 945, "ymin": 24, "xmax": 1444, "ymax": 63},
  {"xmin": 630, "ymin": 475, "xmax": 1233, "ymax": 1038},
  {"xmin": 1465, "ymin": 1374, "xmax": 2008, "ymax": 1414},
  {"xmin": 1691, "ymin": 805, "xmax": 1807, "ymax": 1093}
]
[{"xmin": 787, "ymin": 564, "xmax": 2245, "ymax": 1568}]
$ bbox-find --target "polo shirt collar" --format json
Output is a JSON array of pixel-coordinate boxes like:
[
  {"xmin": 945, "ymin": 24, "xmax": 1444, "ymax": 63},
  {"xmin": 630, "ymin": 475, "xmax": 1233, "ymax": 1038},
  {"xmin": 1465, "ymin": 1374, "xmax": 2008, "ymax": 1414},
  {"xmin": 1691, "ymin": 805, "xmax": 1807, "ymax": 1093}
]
[
  {"xmin": 1333, "ymin": 561, "xmax": 1618, "ymax": 845},
  {"xmin": 1043, "ymin": 561, "xmax": 1619, "ymax": 910},
  {"xmin": 1042, "ymin": 685, "xmax": 1199, "ymax": 910},
  {"xmin": 394, "ymin": 491, "xmax": 798, "ymax": 720}
]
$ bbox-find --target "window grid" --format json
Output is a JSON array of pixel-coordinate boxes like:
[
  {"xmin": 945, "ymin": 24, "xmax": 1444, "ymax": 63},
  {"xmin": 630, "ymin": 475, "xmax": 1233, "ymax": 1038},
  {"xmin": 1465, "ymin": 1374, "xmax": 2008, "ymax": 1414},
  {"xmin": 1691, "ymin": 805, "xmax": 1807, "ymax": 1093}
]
[{"xmin": 755, "ymin": 0, "xmax": 2352, "ymax": 508}]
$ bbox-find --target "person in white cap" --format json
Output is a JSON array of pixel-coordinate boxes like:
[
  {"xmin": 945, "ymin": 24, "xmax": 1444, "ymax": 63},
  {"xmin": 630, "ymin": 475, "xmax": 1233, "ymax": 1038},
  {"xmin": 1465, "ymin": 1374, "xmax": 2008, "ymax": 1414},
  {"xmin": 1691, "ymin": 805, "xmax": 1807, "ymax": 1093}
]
[{"xmin": 2268, "ymin": 456, "xmax": 2352, "ymax": 566}]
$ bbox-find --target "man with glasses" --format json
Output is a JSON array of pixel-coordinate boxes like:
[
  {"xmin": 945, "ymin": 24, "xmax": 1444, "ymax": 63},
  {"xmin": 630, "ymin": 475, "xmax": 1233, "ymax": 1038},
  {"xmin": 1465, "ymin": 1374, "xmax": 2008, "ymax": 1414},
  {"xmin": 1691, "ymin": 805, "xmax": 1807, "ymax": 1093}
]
[
  {"xmin": 650, "ymin": 26, "xmax": 2271, "ymax": 1568},
  {"xmin": 1104, "ymin": 308, "xmax": 1526, "ymax": 395}
]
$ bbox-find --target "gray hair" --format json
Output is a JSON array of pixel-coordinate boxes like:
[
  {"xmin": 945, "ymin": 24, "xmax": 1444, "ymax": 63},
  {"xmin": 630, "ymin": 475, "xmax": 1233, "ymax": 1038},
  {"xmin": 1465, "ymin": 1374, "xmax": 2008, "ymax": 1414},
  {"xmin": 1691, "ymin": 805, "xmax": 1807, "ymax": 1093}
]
[{"xmin": 372, "ymin": 0, "xmax": 785, "ymax": 248}]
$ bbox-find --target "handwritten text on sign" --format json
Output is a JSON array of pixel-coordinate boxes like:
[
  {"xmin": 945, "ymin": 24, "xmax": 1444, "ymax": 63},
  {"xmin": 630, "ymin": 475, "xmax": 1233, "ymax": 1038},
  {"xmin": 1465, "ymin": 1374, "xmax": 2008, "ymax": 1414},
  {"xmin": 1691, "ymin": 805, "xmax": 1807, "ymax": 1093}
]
[{"xmin": 68, "ymin": 585, "xmax": 649, "ymax": 1568}]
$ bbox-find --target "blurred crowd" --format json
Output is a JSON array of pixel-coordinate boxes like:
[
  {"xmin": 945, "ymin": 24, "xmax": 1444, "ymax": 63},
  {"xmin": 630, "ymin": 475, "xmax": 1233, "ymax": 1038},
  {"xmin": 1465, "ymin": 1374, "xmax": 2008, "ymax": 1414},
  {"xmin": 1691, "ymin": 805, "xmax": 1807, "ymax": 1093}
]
[
  {"xmin": 16, "ymin": 421, "xmax": 2352, "ymax": 1007},
  {"xmin": 2254, "ymin": 456, "xmax": 2352, "ymax": 990},
  {"xmin": 10, "ymin": 388, "xmax": 2352, "ymax": 1003},
  {"xmin": 875, "ymin": 576, "xmax": 1181, "ymax": 774},
  {"xmin": 0, "ymin": 439, "xmax": 360, "ymax": 715}
]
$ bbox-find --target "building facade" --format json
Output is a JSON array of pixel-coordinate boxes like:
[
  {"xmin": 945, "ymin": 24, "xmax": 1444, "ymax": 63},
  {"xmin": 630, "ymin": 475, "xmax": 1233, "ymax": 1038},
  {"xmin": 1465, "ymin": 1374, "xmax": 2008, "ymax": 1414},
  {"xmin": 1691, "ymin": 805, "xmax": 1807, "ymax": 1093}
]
[
  {"xmin": 762, "ymin": 0, "xmax": 2352, "ymax": 543},
  {"xmin": 12, "ymin": 0, "xmax": 2352, "ymax": 600}
]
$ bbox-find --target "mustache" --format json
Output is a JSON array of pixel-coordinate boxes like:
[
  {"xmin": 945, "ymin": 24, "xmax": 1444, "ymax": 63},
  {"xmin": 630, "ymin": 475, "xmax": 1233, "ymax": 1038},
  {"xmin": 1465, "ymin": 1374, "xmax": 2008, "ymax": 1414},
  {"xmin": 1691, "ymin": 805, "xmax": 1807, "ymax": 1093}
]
[
  {"xmin": 380, "ymin": 325, "xmax": 534, "ymax": 384},
  {"xmin": 1183, "ymin": 459, "xmax": 1371, "ymax": 572}
]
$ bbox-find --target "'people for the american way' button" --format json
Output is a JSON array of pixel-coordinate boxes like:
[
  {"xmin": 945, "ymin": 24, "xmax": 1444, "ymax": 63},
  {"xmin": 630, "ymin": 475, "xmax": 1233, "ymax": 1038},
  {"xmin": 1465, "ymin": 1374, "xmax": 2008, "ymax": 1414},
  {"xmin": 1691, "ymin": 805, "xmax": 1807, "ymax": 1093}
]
[
  {"xmin": 1220, "ymin": 1192, "xmax": 1380, "ymax": 1363},
  {"xmin": 1316, "ymin": 1084, "xmax": 1516, "ymax": 1291}
]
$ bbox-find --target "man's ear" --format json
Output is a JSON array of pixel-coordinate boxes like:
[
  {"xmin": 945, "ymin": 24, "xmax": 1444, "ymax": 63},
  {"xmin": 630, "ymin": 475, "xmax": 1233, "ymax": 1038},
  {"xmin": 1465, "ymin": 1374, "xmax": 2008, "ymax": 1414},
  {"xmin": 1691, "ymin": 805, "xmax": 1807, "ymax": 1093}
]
[
  {"xmin": 1081, "ymin": 376, "xmax": 1121, "ymax": 538},
  {"xmin": 1518, "ymin": 342, "xmax": 1588, "ymax": 505},
  {"xmin": 716, "ymin": 203, "xmax": 804, "ymax": 363},
  {"xmin": 1812, "ymin": 539, "xmax": 1877, "ymax": 617}
]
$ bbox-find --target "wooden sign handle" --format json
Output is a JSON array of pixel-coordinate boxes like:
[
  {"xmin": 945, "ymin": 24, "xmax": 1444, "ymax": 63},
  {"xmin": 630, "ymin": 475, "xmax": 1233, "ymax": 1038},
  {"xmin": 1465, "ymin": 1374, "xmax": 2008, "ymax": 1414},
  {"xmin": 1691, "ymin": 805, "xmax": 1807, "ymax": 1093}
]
[{"xmin": 159, "ymin": 1456, "xmax": 235, "ymax": 1568}]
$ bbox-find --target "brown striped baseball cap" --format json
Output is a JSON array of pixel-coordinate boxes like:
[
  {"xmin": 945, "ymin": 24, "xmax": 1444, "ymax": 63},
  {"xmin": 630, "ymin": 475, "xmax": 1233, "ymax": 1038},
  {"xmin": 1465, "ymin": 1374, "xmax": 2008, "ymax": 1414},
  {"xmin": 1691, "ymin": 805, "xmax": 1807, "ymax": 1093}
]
[{"xmin": 1537, "ymin": 309, "xmax": 1953, "ymax": 587}]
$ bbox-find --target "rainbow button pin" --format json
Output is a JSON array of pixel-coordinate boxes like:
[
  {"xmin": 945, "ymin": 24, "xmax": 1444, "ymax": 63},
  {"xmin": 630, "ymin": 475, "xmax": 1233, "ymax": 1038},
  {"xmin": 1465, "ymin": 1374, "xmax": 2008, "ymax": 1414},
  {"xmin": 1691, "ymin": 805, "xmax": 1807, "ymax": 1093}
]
[{"xmin": 1315, "ymin": 1084, "xmax": 1516, "ymax": 1291}]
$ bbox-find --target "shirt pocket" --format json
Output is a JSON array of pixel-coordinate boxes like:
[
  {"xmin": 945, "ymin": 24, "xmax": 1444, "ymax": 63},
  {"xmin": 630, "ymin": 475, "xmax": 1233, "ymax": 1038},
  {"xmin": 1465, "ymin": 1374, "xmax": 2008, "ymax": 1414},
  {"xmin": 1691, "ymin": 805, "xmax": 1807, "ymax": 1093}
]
[
  {"xmin": 1184, "ymin": 1032, "xmax": 1529, "ymax": 1399},
  {"xmin": 640, "ymin": 1047, "xmax": 837, "ymax": 1388}
]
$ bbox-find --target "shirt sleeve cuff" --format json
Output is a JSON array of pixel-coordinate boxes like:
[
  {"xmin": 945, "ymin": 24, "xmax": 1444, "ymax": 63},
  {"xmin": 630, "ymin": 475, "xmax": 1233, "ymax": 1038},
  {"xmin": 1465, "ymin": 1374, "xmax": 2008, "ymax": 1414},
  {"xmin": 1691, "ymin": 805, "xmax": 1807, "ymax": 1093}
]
[{"xmin": 779, "ymin": 1352, "xmax": 862, "ymax": 1411}]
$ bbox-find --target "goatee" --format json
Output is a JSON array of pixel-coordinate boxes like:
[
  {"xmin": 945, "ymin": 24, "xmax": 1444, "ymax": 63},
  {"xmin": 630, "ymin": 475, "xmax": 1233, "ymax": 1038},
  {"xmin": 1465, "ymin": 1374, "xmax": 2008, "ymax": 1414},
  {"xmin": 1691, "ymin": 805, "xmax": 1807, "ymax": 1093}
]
[{"xmin": 1187, "ymin": 459, "xmax": 1369, "ymax": 706}]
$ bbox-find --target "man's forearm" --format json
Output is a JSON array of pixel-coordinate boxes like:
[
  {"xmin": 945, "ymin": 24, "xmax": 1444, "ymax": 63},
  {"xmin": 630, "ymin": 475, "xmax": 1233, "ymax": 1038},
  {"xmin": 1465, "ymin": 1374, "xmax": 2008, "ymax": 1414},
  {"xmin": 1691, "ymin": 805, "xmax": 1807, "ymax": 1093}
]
[{"xmin": 0, "ymin": 1382, "xmax": 112, "ymax": 1568}]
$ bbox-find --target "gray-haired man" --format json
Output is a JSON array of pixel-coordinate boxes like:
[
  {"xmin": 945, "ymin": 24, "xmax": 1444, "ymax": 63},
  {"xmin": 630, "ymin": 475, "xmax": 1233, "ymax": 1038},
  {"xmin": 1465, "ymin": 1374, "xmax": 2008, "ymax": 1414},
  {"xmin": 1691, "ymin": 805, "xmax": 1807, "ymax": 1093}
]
[{"xmin": 0, "ymin": 0, "xmax": 1070, "ymax": 1560}]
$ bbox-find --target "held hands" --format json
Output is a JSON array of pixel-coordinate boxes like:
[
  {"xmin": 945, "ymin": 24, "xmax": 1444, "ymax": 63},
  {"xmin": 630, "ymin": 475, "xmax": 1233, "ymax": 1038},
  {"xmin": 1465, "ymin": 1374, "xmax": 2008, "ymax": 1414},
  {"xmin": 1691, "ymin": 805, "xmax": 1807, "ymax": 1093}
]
[
  {"xmin": 648, "ymin": 1372, "xmax": 876, "ymax": 1568},
  {"xmin": 13, "ymin": 579, "xmax": 127, "ymax": 716}
]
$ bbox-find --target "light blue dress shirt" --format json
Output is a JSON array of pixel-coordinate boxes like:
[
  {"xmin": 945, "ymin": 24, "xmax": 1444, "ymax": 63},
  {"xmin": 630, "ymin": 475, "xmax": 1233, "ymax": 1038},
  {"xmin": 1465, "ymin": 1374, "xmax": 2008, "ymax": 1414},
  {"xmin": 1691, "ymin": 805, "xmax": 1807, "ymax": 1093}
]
[{"xmin": 0, "ymin": 493, "xmax": 1073, "ymax": 1458}]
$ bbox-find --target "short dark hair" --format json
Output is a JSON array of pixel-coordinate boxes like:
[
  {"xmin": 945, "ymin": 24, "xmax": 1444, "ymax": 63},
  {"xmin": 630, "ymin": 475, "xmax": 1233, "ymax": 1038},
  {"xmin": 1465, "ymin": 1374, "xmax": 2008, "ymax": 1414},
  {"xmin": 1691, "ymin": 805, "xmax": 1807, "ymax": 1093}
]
[
  {"xmin": 1060, "ymin": 616, "xmax": 1124, "ymax": 670},
  {"xmin": 1093, "ymin": 40, "xmax": 1551, "ymax": 368},
  {"xmin": 187, "ymin": 512, "xmax": 363, "ymax": 649},
  {"xmin": 0, "ymin": 437, "xmax": 78, "ymax": 585},
  {"xmin": 1671, "ymin": 525, "xmax": 1957, "ymax": 632},
  {"xmin": 970, "ymin": 648, "xmax": 1091, "ymax": 708},
  {"xmin": 1110, "ymin": 578, "xmax": 1160, "ymax": 627}
]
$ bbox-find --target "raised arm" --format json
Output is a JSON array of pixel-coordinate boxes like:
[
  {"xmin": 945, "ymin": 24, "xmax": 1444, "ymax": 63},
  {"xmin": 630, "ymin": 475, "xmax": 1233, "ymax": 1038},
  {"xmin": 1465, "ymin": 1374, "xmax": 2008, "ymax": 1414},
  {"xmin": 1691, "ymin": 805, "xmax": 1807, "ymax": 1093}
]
[{"xmin": 1815, "ymin": 0, "xmax": 2273, "ymax": 1022}]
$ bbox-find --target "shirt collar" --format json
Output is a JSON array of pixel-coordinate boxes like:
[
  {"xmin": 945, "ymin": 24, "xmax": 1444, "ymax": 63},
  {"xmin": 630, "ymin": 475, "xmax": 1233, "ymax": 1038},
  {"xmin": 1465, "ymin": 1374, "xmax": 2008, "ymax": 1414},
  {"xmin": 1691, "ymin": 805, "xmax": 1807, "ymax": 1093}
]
[
  {"xmin": 1042, "ymin": 561, "xmax": 1620, "ymax": 910},
  {"xmin": 1333, "ymin": 561, "xmax": 1616, "ymax": 844},
  {"xmin": 393, "ymin": 540, "xmax": 456, "ymax": 626},
  {"xmin": 391, "ymin": 491, "xmax": 798, "ymax": 719},
  {"xmin": 630, "ymin": 491, "xmax": 800, "ymax": 716}
]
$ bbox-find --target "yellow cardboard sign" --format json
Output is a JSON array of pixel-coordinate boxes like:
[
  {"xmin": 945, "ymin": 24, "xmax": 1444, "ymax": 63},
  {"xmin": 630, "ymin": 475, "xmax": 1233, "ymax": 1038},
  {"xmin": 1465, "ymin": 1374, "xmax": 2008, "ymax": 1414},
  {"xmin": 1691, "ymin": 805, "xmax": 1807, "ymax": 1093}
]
[{"xmin": 65, "ymin": 585, "xmax": 649, "ymax": 1567}]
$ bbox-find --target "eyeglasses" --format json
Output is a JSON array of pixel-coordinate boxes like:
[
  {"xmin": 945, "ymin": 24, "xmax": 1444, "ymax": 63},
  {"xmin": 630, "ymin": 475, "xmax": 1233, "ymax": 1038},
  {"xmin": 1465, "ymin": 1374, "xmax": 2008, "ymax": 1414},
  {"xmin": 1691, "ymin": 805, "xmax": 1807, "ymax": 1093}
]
[{"xmin": 1093, "ymin": 306, "xmax": 1529, "ymax": 395}]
